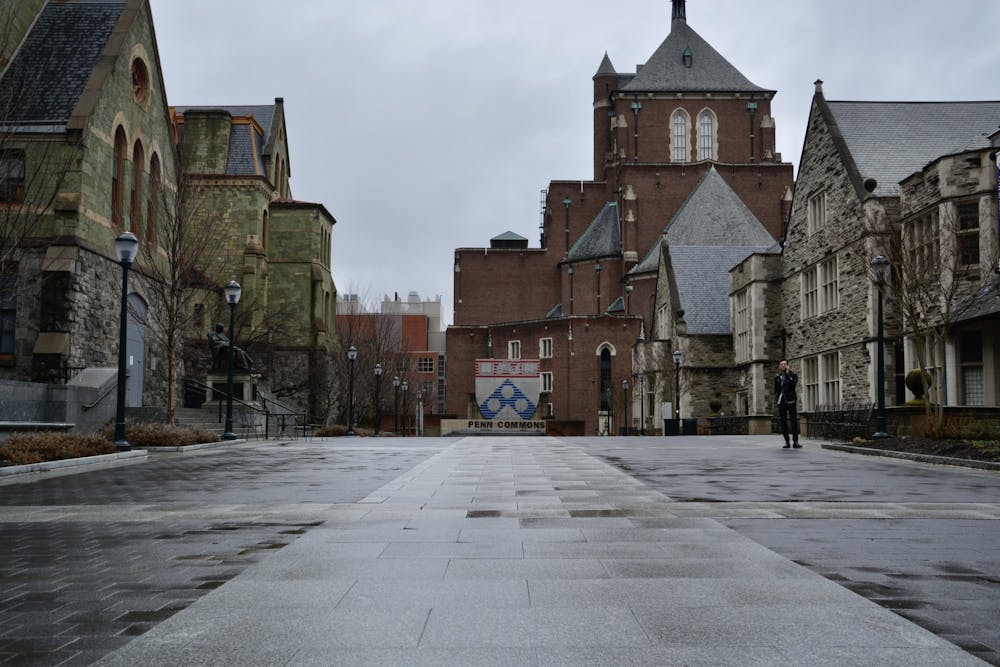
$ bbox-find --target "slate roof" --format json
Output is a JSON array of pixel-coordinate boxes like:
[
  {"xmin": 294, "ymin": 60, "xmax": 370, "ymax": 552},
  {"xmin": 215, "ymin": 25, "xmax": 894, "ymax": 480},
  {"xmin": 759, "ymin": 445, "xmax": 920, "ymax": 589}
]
[
  {"xmin": 607, "ymin": 296, "xmax": 625, "ymax": 313},
  {"xmin": 594, "ymin": 52, "xmax": 616, "ymax": 77},
  {"xmin": 827, "ymin": 101, "xmax": 1000, "ymax": 197},
  {"xmin": 174, "ymin": 105, "xmax": 276, "ymax": 176},
  {"xmin": 625, "ymin": 168, "xmax": 775, "ymax": 334},
  {"xmin": 492, "ymin": 231, "xmax": 528, "ymax": 242},
  {"xmin": 545, "ymin": 303, "xmax": 564, "ymax": 319},
  {"xmin": 565, "ymin": 202, "xmax": 620, "ymax": 262},
  {"xmin": 622, "ymin": 18, "xmax": 769, "ymax": 94},
  {"xmin": 0, "ymin": 0, "xmax": 126, "ymax": 129}
]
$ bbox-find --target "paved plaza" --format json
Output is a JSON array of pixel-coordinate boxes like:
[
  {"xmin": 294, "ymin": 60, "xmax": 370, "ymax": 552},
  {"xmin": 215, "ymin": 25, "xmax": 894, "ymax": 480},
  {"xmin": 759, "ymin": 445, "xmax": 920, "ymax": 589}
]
[{"xmin": 1, "ymin": 435, "xmax": 998, "ymax": 665}]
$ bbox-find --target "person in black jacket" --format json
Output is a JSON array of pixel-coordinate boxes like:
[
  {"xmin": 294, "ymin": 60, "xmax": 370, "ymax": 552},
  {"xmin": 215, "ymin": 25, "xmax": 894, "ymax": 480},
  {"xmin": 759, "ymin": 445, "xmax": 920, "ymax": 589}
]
[{"xmin": 774, "ymin": 359, "xmax": 800, "ymax": 448}]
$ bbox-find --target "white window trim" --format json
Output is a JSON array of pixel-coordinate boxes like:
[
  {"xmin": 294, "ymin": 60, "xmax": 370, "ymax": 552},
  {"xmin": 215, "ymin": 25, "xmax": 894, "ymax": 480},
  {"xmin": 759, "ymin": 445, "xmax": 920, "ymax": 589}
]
[
  {"xmin": 696, "ymin": 108, "xmax": 717, "ymax": 161},
  {"xmin": 541, "ymin": 371, "xmax": 553, "ymax": 392},
  {"xmin": 807, "ymin": 190, "xmax": 826, "ymax": 235},
  {"xmin": 539, "ymin": 337, "xmax": 553, "ymax": 359},
  {"xmin": 508, "ymin": 340, "xmax": 521, "ymax": 359},
  {"xmin": 670, "ymin": 109, "xmax": 690, "ymax": 163}
]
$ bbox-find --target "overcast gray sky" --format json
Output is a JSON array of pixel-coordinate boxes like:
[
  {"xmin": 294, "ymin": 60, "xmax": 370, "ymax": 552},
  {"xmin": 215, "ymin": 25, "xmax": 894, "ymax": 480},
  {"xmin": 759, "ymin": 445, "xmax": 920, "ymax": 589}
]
[{"xmin": 150, "ymin": 1, "xmax": 1000, "ymax": 325}]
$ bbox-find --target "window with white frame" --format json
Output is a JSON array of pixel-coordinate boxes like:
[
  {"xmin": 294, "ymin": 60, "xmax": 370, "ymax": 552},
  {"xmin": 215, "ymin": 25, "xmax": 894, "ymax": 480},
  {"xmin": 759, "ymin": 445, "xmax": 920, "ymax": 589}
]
[
  {"xmin": 819, "ymin": 256, "xmax": 839, "ymax": 313},
  {"xmin": 546, "ymin": 402, "xmax": 554, "ymax": 418},
  {"xmin": 959, "ymin": 330, "xmax": 984, "ymax": 406},
  {"xmin": 697, "ymin": 110, "xmax": 715, "ymax": 161},
  {"xmin": 671, "ymin": 109, "xmax": 689, "ymax": 162},
  {"xmin": 733, "ymin": 288, "xmax": 750, "ymax": 363},
  {"xmin": 801, "ymin": 269, "xmax": 818, "ymax": 319},
  {"xmin": 541, "ymin": 372, "xmax": 553, "ymax": 392},
  {"xmin": 508, "ymin": 340, "xmax": 521, "ymax": 359},
  {"xmin": 907, "ymin": 212, "xmax": 939, "ymax": 274},
  {"xmin": 821, "ymin": 351, "xmax": 840, "ymax": 406},
  {"xmin": 807, "ymin": 190, "xmax": 826, "ymax": 235},
  {"xmin": 956, "ymin": 202, "xmax": 980, "ymax": 267},
  {"xmin": 802, "ymin": 357, "xmax": 820, "ymax": 411},
  {"xmin": 539, "ymin": 337, "xmax": 553, "ymax": 359}
]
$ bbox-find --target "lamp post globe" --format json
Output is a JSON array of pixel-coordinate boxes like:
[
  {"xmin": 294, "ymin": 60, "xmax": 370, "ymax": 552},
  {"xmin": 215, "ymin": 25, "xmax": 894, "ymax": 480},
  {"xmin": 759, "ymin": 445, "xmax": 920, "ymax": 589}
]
[
  {"xmin": 221, "ymin": 280, "xmax": 242, "ymax": 440},
  {"xmin": 392, "ymin": 375, "xmax": 401, "ymax": 434},
  {"xmin": 346, "ymin": 345, "xmax": 358, "ymax": 435},
  {"xmin": 374, "ymin": 363, "xmax": 383, "ymax": 436},
  {"xmin": 113, "ymin": 231, "xmax": 139, "ymax": 451},
  {"xmin": 870, "ymin": 256, "xmax": 891, "ymax": 439}
]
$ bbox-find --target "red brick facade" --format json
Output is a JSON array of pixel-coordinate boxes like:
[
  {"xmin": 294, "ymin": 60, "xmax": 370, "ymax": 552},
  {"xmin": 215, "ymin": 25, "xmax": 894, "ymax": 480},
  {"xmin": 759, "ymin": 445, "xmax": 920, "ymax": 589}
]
[{"xmin": 447, "ymin": 8, "xmax": 793, "ymax": 435}]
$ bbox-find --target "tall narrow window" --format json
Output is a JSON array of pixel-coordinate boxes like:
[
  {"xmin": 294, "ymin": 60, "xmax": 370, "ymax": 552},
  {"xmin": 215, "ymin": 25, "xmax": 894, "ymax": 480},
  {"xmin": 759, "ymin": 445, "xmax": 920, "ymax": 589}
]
[
  {"xmin": 600, "ymin": 348, "xmax": 611, "ymax": 411},
  {"xmin": 959, "ymin": 330, "xmax": 983, "ymax": 406},
  {"xmin": 0, "ymin": 272, "xmax": 15, "ymax": 357},
  {"xmin": 819, "ymin": 256, "xmax": 839, "ymax": 313},
  {"xmin": 508, "ymin": 340, "xmax": 521, "ymax": 359},
  {"xmin": 262, "ymin": 210, "xmax": 269, "ymax": 251},
  {"xmin": 541, "ymin": 372, "xmax": 553, "ymax": 392},
  {"xmin": 540, "ymin": 337, "xmax": 553, "ymax": 359},
  {"xmin": 801, "ymin": 269, "xmax": 818, "ymax": 319},
  {"xmin": 821, "ymin": 351, "xmax": 840, "ymax": 405},
  {"xmin": 146, "ymin": 153, "xmax": 159, "ymax": 245},
  {"xmin": 802, "ymin": 356, "xmax": 819, "ymax": 411},
  {"xmin": 734, "ymin": 288, "xmax": 750, "ymax": 362},
  {"xmin": 130, "ymin": 140, "xmax": 144, "ymax": 234},
  {"xmin": 0, "ymin": 150, "xmax": 25, "ymax": 203},
  {"xmin": 697, "ymin": 110, "xmax": 715, "ymax": 160},
  {"xmin": 807, "ymin": 191, "xmax": 826, "ymax": 234},
  {"xmin": 671, "ymin": 110, "xmax": 689, "ymax": 162},
  {"xmin": 956, "ymin": 202, "xmax": 980, "ymax": 266},
  {"xmin": 112, "ymin": 126, "xmax": 127, "ymax": 228}
]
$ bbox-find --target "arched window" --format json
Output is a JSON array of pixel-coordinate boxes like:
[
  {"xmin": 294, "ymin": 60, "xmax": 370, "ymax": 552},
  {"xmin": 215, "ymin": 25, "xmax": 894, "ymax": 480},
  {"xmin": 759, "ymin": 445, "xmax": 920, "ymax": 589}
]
[
  {"xmin": 146, "ymin": 153, "xmax": 159, "ymax": 245},
  {"xmin": 130, "ymin": 139, "xmax": 144, "ymax": 234},
  {"xmin": 275, "ymin": 157, "xmax": 283, "ymax": 197},
  {"xmin": 697, "ymin": 110, "xmax": 716, "ymax": 161},
  {"xmin": 112, "ymin": 126, "xmax": 127, "ymax": 228},
  {"xmin": 600, "ymin": 348, "xmax": 612, "ymax": 411},
  {"xmin": 671, "ymin": 110, "xmax": 689, "ymax": 163}
]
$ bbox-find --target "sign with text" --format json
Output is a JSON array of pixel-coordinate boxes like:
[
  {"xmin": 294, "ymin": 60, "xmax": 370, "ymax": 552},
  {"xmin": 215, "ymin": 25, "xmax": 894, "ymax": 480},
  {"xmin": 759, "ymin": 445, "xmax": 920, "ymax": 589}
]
[{"xmin": 475, "ymin": 359, "xmax": 540, "ymax": 421}]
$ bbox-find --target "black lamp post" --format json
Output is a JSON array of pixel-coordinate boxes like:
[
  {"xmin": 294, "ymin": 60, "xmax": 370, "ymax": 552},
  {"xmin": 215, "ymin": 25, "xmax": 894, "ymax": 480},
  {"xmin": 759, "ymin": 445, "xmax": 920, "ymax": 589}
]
[
  {"xmin": 346, "ymin": 344, "xmax": 358, "ymax": 435},
  {"xmin": 113, "ymin": 231, "xmax": 139, "ymax": 451},
  {"xmin": 401, "ymin": 380, "xmax": 408, "ymax": 436},
  {"xmin": 374, "ymin": 363, "xmax": 383, "ymax": 436},
  {"xmin": 392, "ymin": 375, "xmax": 400, "ymax": 433},
  {"xmin": 221, "ymin": 280, "xmax": 242, "ymax": 440},
  {"xmin": 673, "ymin": 349, "xmax": 682, "ymax": 421},
  {"xmin": 870, "ymin": 255, "xmax": 890, "ymax": 439},
  {"xmin": 622, "ymin": 378, "xmax": 629, "ymax": 435},
  {"xmin": 637, "ymin": 371, "xmax": 645, "ymax": 435}
]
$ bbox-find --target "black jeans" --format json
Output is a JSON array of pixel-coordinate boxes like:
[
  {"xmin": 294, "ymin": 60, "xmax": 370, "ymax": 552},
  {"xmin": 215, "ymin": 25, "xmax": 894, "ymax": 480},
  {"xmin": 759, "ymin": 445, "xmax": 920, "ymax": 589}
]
[{"xmin": 778, "ymin": 402, "xmax": 799, "ymax": 443}]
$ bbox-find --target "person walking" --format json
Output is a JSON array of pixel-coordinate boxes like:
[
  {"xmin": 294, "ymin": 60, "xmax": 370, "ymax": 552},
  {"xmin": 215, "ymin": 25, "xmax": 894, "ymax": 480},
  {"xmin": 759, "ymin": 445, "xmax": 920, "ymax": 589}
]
[{"xmin": 774, "ymin": 359, "xmax": 800, "ymax": 448}]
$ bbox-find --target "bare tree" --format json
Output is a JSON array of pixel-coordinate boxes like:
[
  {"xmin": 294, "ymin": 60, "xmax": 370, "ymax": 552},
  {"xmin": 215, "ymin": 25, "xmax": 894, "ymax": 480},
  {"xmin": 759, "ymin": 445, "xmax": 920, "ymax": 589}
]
[{"xmin": 866, "ymin": 197, "xmax": 1000, "ymax": 435}]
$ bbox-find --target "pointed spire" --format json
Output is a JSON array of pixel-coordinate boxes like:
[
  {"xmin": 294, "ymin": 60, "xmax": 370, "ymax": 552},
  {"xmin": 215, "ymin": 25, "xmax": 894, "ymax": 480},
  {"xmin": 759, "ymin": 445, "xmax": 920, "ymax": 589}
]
[
  {"xmin": 595, "ymin": 51, "xmax": 616, "ymax": 77},
  {"xmin": 672, "ymin": 0, "xmax": 686, "ymax": 24}
]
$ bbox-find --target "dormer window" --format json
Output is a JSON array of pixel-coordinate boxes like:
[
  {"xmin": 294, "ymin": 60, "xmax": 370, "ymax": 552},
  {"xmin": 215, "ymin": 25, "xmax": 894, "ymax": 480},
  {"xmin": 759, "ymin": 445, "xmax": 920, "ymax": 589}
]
[{"xmin": 682, "ymin": 47, "xmax": 693, "ymax": 68}]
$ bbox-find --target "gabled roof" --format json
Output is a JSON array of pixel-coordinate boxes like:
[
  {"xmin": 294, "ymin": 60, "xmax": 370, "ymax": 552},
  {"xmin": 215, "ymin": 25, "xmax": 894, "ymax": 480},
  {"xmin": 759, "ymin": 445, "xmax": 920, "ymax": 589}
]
[
  {"xmin": 565, "ymin": 202, "xmax": 620, "ymax": 262},
  {"xmin": 0, "ymin": 0, "xmax": 127, "ymax": 130},
  {"xmin": 491, "ymin": 231, "xmax": 528, "ymax": 242},
  {"xmin": 628, "ymin": 167, "xmax": 774, "ymax": 334},
  {"xmin": 825, "ymin": 100, "xmax": 1000, "ymax": 197},
  {"xmin": 622, "ymin": 18, "xmax": 770, "ymax": 94}
]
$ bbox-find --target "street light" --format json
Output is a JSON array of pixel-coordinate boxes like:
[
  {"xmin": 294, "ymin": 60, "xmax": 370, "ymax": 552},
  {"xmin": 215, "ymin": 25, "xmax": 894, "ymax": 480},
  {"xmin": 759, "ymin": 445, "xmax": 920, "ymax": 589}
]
[
  {"xmin": 112, "ymin": 231, "xmax": 139, "ymax": 451},
  {"xmin": 673, "ymin": 349, "xmax": 682, "ymax": 421},
  {"xmin": 401, "ymin": 380, "xmax": 408, "ymax": 436},
  {"xmin": 221, "ymin": 280, "xmax": 242, "ymax": 440},
  {"xmin": 346, "ymin": 345, "xmax": 358, "ymax": 435},
  {"xmin": 373, "ymin": 363, "xmax": 383, "ymax": 436},
  {"xmin": 622, "ymin": 378, "xmax": 629, "ymax": 435},
  {"xmin": 392, "ymin": 375, "xmax": 400, "ymax": 433},
  {"xmin": 870, "ymin": 255, "xmax": 891, "ymax": 439},
  {"xmin": 637, "ymin": 371, "xmax": 646, "ymax": 435}
]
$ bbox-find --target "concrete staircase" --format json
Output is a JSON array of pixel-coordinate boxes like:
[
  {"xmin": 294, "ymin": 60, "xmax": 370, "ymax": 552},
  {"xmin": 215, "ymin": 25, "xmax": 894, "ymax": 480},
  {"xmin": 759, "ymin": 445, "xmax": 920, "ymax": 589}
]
[{"xmin": 172, "ymin": 406, "xmax": 260, "ymax": 440}]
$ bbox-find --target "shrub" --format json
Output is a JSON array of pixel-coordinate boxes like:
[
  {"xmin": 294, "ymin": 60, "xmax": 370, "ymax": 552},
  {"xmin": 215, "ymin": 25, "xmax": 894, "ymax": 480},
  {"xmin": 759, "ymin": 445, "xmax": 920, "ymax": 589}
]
[
  {"xmin": 99, "ymin": 422, "xmax": 216, "ymax": 448},
  {"xmin": 0, "ymin": 432, "xmax": 115, "ymax": 465}
]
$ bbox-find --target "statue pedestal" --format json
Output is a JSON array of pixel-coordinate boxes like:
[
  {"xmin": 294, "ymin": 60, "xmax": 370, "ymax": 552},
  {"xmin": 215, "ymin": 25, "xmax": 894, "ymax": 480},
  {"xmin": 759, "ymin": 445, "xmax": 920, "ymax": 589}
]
[{"xmin": 205, "ymin": 372, "xmax": 257, "ymax": 404}]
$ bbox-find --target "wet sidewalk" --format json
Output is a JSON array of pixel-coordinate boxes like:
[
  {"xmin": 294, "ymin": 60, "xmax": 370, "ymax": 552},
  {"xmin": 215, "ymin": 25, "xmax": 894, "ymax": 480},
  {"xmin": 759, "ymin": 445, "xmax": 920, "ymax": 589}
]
[{"xmin": 95, "ymin": 437, "xmax": 983, "ymax": 666}]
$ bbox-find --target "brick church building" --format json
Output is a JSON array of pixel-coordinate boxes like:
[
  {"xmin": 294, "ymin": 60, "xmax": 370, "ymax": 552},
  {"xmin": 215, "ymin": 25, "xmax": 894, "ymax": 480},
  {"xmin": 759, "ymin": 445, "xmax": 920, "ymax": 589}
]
[{"xmin": 446, "ymin": 0, "xmax": 794, "ymax": 435}]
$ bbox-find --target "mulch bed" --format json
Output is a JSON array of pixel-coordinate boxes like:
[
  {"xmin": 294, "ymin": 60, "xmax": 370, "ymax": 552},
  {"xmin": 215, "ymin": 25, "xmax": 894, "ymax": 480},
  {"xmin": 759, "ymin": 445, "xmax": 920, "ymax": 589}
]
[{"xmin": 852, "ymin": 437, "xmax": 1000, "ymax": 463}]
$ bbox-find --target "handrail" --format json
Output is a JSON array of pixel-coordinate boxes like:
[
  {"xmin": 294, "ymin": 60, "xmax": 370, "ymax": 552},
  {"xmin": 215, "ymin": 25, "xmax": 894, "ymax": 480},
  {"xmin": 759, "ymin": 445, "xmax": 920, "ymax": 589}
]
[
  {"xmin": 82, "ymin": 376, "xmax": 122, "ymax": 410},
  {"xmin": 183, "ymin": 378, "xmax": 310, "ymax": 439},
  {"xmin": 183, "ymin": 377, "xmax": 260, "ymax": 412}
]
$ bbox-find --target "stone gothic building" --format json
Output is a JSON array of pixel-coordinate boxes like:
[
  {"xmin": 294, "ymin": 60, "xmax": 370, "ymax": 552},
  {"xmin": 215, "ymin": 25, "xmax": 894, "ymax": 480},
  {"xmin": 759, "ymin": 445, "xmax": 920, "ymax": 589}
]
[
  {"xmin": 0, "ymin": 0, "xmax": 338, "ymax": 428},
  {"xmin": 446, "ymin": 0, "xmax": 794, "ymax": 434}
]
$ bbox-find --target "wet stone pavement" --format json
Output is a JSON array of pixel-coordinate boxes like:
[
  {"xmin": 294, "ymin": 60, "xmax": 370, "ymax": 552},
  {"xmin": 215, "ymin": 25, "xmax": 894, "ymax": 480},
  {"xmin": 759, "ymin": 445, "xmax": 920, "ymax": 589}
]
[{"xmin": 0, "ymin": 441, "xmax": 441, "ymax": 666}]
